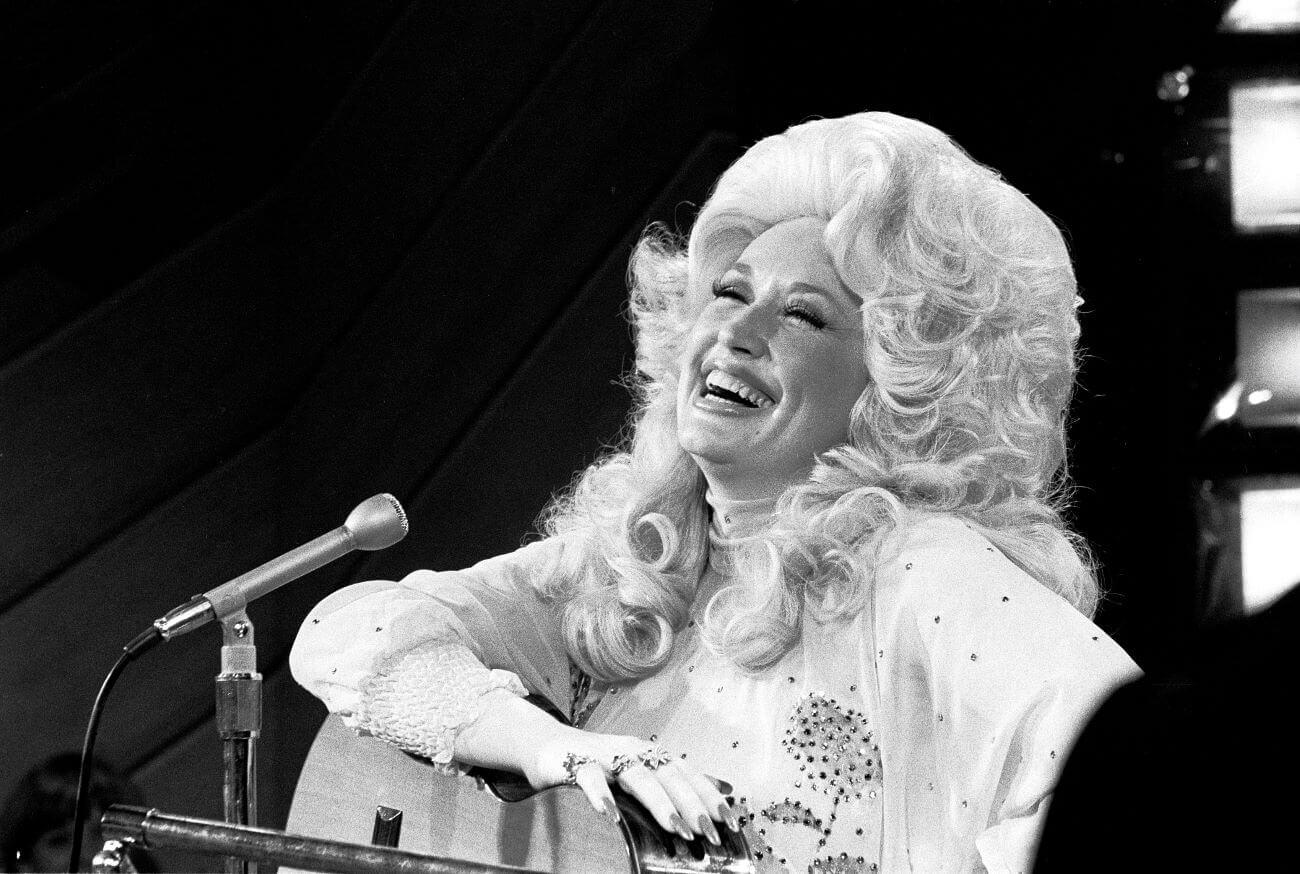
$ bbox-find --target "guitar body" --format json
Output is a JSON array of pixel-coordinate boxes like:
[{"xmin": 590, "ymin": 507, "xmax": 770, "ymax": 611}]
[{"xmin": 286, "ymin": 715, "xmax": 753, "ymax": 873}]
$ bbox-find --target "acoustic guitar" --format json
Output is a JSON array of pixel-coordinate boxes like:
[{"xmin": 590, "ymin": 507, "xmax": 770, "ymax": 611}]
[{"xmin": 287, "ymin": 714, "xmax": 754, "ymax": 873}]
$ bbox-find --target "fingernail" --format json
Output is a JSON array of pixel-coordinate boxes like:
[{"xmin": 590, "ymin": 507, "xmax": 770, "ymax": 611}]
[
  {"xmin": 718, "ymin": 802, "xmax": 740, "ymax": 833},
  {"xmin": 669, "ymin": 813, "xmax": 693, "ymax": 841},
  {"xmin": 698, "ymin": 813, "xmax": 721, "ymax": 845},
  {"xmin": 706, "ymin": 774, "xmax": 735, "ymax": 795},
  {"xmin": 602, "ymin": 798, "xmax": 620, "ymax": 824}
]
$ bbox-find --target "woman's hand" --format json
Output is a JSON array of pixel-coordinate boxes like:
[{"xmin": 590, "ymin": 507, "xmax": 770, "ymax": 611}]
[
  {"xmin": 527, "ymin": 727, "xmax": 740, "ymax": 845},
  {"xmin": 456, "ymin": 689, "xmax": 738, "ymax": 844}
]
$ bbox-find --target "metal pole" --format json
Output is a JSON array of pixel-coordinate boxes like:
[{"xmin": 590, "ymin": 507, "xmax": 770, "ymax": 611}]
[
  {"xmin": 100, "ymin": 806, "xmax": 539, "ymax": 874},
  {"xmin": 216, "ymin": 611, "xmax": 261, "ymax": 874}
]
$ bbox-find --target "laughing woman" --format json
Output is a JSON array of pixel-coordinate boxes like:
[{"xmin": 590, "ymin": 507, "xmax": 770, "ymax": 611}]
[{"xmin": 291, "ymin": 112, "xmax": 1139, "ymax": 873}]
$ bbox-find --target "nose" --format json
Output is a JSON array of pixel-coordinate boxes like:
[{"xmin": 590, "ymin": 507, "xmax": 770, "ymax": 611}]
[{"xmin": 717, "ymin": 307, "xmax": 770, "ymax": 357}]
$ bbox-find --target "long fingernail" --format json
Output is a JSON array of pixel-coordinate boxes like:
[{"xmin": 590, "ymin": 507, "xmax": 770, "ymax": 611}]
[
  {"xmin": 706, "ymin": 774, "xmax": 734, "ymax": 795},
  {"xmin": 669, "ymin": 813, "xmax": 693, "ymax": 841},
  {"xmin": 698, "ymin": 814, "xmax": 721, "ymax": 845},
  {"xmin": 718, "ymin": 802, "xmax": 740, "ymax": 833},
  {"xmin": 602, "ymin": 798, "xmax": 620, "ymax": 824}
]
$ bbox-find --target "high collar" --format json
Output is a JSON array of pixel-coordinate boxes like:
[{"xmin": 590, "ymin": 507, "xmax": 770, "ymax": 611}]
[
  {"xmin": 706, "ymin": 488, "xmax": 780, "ymax": 542},
  {"xmin": 701, "ymin": 489, "xmax": 780, "ymax": 596}
]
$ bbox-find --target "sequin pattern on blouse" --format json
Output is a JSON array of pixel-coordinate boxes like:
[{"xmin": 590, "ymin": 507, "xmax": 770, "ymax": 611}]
[
  {"xmin": 811, "ymin": 854, "xmax": 878, "ymax": 873},
  {"xmin": 737, "ymin": 692, "xmax": 884, "ymax": 873},
  {"xmin": 782, "ymin": 693, "xmax": 881, "ymax": 801}
]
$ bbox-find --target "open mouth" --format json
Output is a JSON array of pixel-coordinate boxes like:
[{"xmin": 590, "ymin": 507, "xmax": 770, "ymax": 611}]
[{"xmin": 703, "ymin": 370, "xmax": 775, "ymax": 409}]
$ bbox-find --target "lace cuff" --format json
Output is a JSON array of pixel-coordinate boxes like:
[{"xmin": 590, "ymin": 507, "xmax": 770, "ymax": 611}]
[{"xmin": 353, "ymin": 641, "xmax": 527, "ymax": 774}]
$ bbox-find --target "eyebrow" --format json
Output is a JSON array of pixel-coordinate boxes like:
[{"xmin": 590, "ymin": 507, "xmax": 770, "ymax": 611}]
[
  {"xmin": 725, "ymin": 263, "xmax": 860, "ymax": 310},
  {"xmin": 790, "ymin": 281, "xmax": 861, "ymax": 309}
]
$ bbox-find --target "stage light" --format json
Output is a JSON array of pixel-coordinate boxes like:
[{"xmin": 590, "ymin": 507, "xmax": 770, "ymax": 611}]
[
  {"xmin": 1247, "ymin": 388, "xmax": 1274, "ymax": 405},
  {"xmin": 1220, "ymin": 0, "xmax": 1300, "ymax": 32},
  {"xmin": 1230, "ymin": 80, "xmax": 1300, "ymax": 231},
  {"xmin": 1157, "ymin": 66, "xmax": 1194, "ymax": 102},
  {"xmin": 1213, "ymin": 382, "xmax": 1243, "ymax": 423},
  {"xmin": 1237, "ymin": 289, "xmax": 1300, "ymax": 426},
  {"xmin": 1241, "ymin": 485, "xmax": 1300, "ymax": 610}
]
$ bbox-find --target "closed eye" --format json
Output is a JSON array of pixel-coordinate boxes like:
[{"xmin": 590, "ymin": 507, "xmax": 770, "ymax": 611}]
[
  {"xmin": 784, "ymin": 304, "xmax": 826, "ymax": 330},
  {"xmin": 711, "ymin": 278, "xmax": 746, "ymax": 302}
]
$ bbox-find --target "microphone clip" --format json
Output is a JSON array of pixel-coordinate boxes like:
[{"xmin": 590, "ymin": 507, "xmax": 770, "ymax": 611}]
[{"xmin": 154, "ymin": 595, "xmax": 216, "ymax": 641}]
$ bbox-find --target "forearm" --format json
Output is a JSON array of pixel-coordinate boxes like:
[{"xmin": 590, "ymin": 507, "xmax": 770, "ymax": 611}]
[
  {"xmin": 338, "ymin": 641, "xmax": 528, "ymax": 771},
  {"xmin": 457, "ymin": 689, "xmax": 735, "ymax": 846},
  {"xmin": 454, "ymin": 688, "xmax": 584, "ymax": 784}
]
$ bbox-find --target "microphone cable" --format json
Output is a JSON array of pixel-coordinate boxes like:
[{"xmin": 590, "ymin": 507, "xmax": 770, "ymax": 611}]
[{"xmin": 68, "ymin": 627, "xmax": 162, "ymax": 873}]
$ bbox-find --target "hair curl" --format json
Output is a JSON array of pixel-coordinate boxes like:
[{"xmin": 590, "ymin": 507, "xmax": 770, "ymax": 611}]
[{"xmin": 540, "ymin": 112, "xmax": 1096, "ymax": 679}]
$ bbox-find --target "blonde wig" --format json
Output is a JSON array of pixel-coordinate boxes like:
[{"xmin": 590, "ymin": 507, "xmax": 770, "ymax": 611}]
[{"xmin": 540, "ymin": 112, "xmax": 1097, "ymax": 679}]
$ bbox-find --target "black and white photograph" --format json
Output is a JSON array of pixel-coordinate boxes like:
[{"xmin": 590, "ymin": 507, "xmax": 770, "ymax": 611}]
[{"xmin": 1, "ymin": 1, "xmax": 1297, "ymax": 871}]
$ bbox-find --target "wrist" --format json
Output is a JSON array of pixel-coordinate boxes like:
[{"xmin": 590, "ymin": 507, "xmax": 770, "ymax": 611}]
[{"xmin": 526, "ymin": 721, "xmax": 586, "ymax": 788}]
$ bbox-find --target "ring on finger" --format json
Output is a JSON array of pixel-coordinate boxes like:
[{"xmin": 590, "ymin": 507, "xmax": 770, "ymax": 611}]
[
  {"xmin": 561, "ymin": 752, "xmax": 595, "ymax": 785},
  {"xmin": 637, "ymin": 747, "xmax": 673, "ymax": 770},
  {"xmin": 610, "ymin": 754, "xmax": 639, "ymax": 778}
]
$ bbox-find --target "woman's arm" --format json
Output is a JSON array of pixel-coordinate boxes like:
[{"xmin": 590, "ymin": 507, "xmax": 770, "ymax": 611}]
[
  {"xmin": 455, "ymin": 689, "xmax": 738, "ymax": 843},
  {"xmin": 874, "ymin": 518, "xmax": 1140, "ymax": 873},
  {"xmin": 290, "ymin": 536, "xmax": 737, "ymax": 842},
  {"xmin": 290, "ymin": 536, "xmax": 575, "ymax": 727}
]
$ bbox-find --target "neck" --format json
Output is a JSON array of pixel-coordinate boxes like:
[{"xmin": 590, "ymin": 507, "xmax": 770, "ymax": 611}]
[{"xmin": 693, "ymin": 454, "xmax": 813, "ymax": 505}]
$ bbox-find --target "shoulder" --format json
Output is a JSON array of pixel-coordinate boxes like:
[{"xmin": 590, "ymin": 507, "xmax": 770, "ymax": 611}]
[
  {"xmin": 877, "ymin": 514, "xmax": 1136, "ymax": 674},
  {"xmin": 297, "ymin": 534, "xmax": 581, "ymax": 625},
  {"xmin": 880, "ymin": 514, "xmax": 1042, "ymax": 607},
  {"xmin": 398, "ymin": 531, "xmax": 583, "ymax": 593}
]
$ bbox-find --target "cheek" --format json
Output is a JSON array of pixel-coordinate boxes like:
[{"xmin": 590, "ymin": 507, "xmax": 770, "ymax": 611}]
[
  {"xmin": 680, "ymin": 316, "xmax": 712, "ymax": 363},
  {"xmin": 676, "ymin": 314, "xmax": 722, "ymax": 383},
  {"xmin": 797, "ymin": 348, "xmax": 868, "ymax": 440},
  {"xmin": 676, "ymin": 332, "xmax": 704, "ymax": 390}
]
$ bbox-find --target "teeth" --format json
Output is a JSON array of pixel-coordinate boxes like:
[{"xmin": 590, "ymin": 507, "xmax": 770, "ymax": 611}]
[{"xmin": 705, "ymin": 370, "xmax": 775, "ymax": 408}]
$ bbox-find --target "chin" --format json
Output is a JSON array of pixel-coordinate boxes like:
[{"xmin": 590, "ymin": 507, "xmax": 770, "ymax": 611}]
[
  {"xmin": 678, "ymin": 424, "xmax": 750, "ymax": 466},
  {"xmin": 678, "ymin": 430, "xmax": 734, "ymax": 464}
]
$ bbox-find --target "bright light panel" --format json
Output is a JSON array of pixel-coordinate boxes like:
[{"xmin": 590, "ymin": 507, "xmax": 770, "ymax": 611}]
[
  {"xmin": 1236, "ymin": 289, "xmax": 1300, "ymax": 426},
  {"xmin": 1230, "ymin": 80, "xmax": 1300, "ymax": 231},
  {"xmin": 1221, "ymin": 0, "xmax": 1300, "ymax": 32},
  {"xmin": 1241, "ymin": 486, "xmax": 1300, "ymax": 611}
]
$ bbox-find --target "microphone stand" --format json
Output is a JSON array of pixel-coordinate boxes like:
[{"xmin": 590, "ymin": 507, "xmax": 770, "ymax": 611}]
[
  {"xmin": 216, "ymin": 610, "xmax": 260, "ymax": 874},
  {"xmin": 70, "ymin": 494, "xmax": 407, "ymax": 874}
]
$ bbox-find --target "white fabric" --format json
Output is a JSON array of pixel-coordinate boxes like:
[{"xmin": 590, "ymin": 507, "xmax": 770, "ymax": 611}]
[
  {"xmin": 290, "ymin": 534, "xmax": 575, "ymax": 720},
  {"xmin": 356, "ymin": 641, "xmax": 526, "ymax": 773},
  {"xmin": 290, "ymin": 515, "xmax": 1139, "ymax": 874},
  {"xmin": 705, "ymin": 487, "xmax": 781, "ymax": 538}
]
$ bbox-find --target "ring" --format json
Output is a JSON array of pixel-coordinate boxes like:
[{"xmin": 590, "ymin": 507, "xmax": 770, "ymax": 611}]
[
  {"xmin": 637, "ymin": 748, "xmax": 673, "ymax": 770},
  {"xmin": 561, "ymin": 752, "xmax": 594, "ymax": 785},
  {"xmin": 610, "ymin": 754, "xmax": 638, "ymax": 777}
]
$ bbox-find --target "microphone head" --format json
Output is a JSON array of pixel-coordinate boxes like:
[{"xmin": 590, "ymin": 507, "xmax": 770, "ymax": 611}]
[{"xmin": 344, "ymin": 494, "xmax": 409, "ymax": 551}]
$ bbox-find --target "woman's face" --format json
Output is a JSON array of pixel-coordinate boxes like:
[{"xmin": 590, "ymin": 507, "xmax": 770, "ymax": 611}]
[{"xmin": 676, "ymin": 217, "xmax": 870, "ymax": 496}]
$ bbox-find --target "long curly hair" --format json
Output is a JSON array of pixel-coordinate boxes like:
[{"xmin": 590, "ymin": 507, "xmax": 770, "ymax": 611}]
[{"xmin": 539, "ymin": 112, "xmax": 1096, "ymax": 679}]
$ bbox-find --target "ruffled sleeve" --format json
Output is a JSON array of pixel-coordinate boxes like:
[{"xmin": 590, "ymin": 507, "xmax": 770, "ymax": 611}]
[
  {"xmin": 873, "ymin": 517, "xmax": 1141, "ymax": 873},
  {"xmin": 289, "ymin": 534, "xmax": 577, "ymax": 764}
]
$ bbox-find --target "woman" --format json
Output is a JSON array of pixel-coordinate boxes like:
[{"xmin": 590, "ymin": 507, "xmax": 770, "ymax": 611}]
[{"xmin": 291, "ymin": 112, "xmax": 1139, "ymax": 873}]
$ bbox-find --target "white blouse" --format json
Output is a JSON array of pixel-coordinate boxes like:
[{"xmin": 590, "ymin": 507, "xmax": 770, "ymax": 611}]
[{"xmin": 290, "ymin": 504, "xmax": 1138, "ymax": 874}]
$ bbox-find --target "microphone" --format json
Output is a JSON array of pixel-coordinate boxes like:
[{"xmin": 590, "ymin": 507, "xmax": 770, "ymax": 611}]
[{"xmin": 139, "ymin": 493, "xmax": 408, "ymax": 648}]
